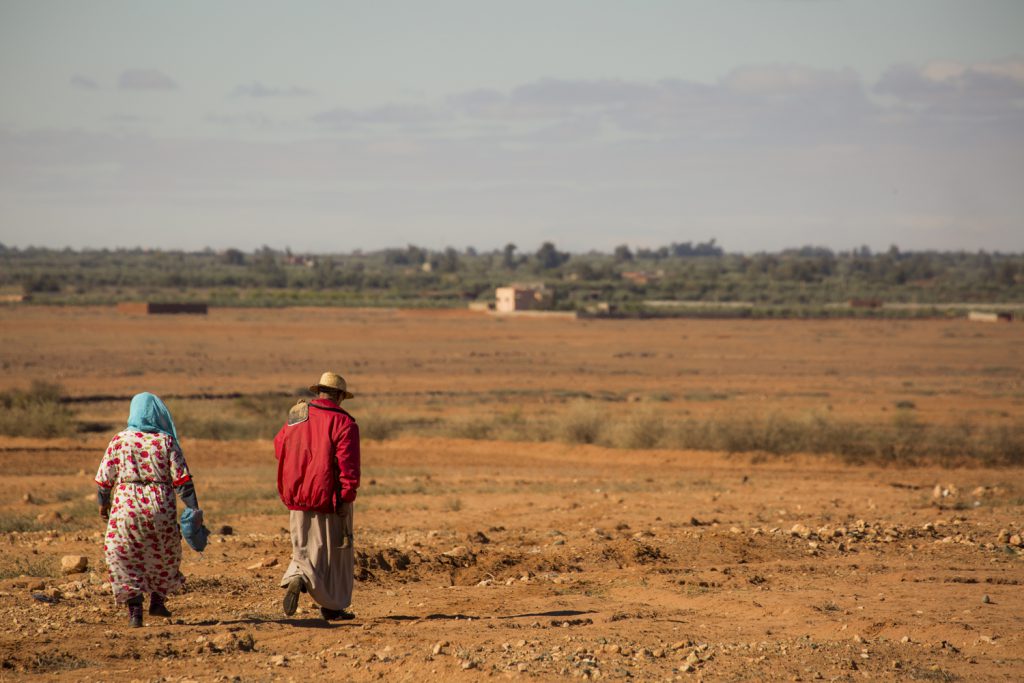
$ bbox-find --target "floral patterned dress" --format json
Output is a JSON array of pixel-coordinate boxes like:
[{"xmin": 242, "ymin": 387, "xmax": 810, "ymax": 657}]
[{"xmin": 95, "ymin": 429, "xmax": 192, "ymax": 602}]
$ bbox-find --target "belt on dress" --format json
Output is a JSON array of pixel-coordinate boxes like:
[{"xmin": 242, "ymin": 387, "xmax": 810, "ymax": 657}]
[{"xmin": 120, "ymin": 479, "xmax": 172, "ymax": 486}]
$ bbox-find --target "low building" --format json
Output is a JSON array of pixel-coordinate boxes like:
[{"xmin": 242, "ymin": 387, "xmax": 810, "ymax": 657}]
[
  {"xmin": 621, "ymin": 271, "xmax": 661, "ymax": 286},
  {"xmin": 495, "ymin": 286, "xmax": 552, "ymax": 313}
]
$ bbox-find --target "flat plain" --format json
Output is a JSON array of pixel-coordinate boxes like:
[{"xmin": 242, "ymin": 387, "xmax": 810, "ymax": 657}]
[{"xmin": 1, "ymin": 306, "xmax": 1022, "ymax": 681}]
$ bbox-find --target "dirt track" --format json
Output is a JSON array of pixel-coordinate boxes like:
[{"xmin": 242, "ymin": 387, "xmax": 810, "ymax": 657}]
[
  {"xmin": 1, "ymin": 438, "xmax": 1023, "ymax": 681},
  {"xmin": 1, "ymin": 307, "xmax": 1022, "ymax": 680}
]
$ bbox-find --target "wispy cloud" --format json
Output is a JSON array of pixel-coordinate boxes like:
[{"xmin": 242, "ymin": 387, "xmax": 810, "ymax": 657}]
[
  {"xmin": 70, "ymin": 74, "xmax": 99, "ymax": 90},
  {"xmin": 118, "ymin": 69, "xmax": 178, "ymax": 91},
  {"xmin": 876, "ymin": 58, "xmax": 1024, "ymax": 105},
  {"xmin": 205, "ymin": 112, "xmax": 275, "ymax": 129},
  {"xmin": 4, "ymin": 58, "xmax": 1023, "ymax": 252},
  {"xmin": 231, "ymin": 82, "xmax": 314, "ymax": 98},
  {"xmin": 312, "ymin": 103, "xmax": 442, "ymax": 129}
]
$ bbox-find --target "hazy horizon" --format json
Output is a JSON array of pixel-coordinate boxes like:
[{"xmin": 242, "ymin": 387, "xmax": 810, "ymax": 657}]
[
  {"xmin": 2, "ymin": 1, "xmax": 1022, "ymax": 253},
  {"xmin": 5, "ymin": 239, "xmax": 1020, "ymax": 258}
]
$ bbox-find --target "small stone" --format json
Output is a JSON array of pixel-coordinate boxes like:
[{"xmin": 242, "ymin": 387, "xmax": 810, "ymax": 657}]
[
  {"xmin": 432, "ymin": 640, "xmax": 448, "ymax": 655},
  {"xmin": 270, "ymin": 655, "xmax": 287, "ymax": 666},
  {"xmin": 517, "ymin": 662, "xmax": 529, "ymax": 672},
  {"xmin": 246, "ymin": 557, "xmax": 278, "ymax": 570},
  {"xmin": 1009, "ymin": 534, "xmax": 1023, "ymax": 547},
  {"xmin": 982, "ymin": 594, "xmax": 991, "ymax": 604},
  {"xmin": 461, "ymin": 660, "xmax": 476, "ymax": 670},
  {"xmin": 790, "ymin": 524, "xmax": 811, "ymax": 538},
  {"xmin": 236, "ymin": 632, "xmax": 255, "ymax": 651},
  {"xmin": 216, "ymin": 525, "xmax": 233, "ymax": 536},
  {"xmin": 900, "ymin": 636, "xmax": 910, "ymax": 643},
  {"xmin": 60, "ymin": 556, "xmax": 88, "ymax": 575},
  {"xmin": 22, "ymin": 493, "xmax": 36, "ymax": 504},
  {"xmin": 443, "ymin": 546, "xmax": 470, "ymax": 559},
  {"xmin": 211, "ymin": 633, "xmax": 236, "ymax": 652}
]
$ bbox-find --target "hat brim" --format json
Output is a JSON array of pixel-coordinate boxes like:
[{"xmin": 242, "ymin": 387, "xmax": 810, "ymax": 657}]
[{"xmin": 309, "ymin": 384, "xmax": 355, "ymax": 399}]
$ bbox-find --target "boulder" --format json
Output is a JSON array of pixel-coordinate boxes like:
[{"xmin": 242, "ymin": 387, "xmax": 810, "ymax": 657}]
[{"xmin": 60, "ymin": 555, "xmax": 88, "ymax": 575}]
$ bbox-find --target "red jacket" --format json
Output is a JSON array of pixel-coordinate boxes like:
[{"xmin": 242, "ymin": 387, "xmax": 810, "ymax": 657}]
[{"xmin": 274, "ymin": 398, "xmax": 360, "ymax": 513}]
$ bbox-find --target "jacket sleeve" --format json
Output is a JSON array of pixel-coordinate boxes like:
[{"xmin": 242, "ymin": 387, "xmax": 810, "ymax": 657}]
[{"xmin": 335, "ymin": 419, "xmax": 361, "ymax": 503}]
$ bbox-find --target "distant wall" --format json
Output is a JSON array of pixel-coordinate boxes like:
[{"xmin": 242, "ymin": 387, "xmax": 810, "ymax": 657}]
[
  {"xmin": 967, "ymin": 311, "xmax": 1012, "ymax": 323},
  {"xmin": 117, "ymin": 302, "xmax": 208, "ymax": 315}
]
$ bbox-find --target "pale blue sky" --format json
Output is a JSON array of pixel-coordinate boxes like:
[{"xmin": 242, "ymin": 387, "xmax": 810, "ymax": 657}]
[{"xmin": 1, "ymin": 1, "xmax": 1022, "ymax": 252}]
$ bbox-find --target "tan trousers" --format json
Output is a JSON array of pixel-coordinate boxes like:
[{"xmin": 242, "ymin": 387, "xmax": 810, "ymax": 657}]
[{"xmin": 280, "ymin": 503, "xmax": 354, "ymax": 611}]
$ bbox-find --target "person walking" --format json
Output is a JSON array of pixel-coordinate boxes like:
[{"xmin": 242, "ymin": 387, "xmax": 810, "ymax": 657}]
[
  {"xmin": 95, "ymin": 392, "xmax": 201, "ymax": 627},
  {"xmin": 275, "ymin": 371, "xmax": 361, "ymax": 620}
]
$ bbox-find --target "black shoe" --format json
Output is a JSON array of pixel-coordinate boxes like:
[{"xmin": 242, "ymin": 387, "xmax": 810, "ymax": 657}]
[
  {"xmin": 320, "ymin": 607, "xmax": 355, "ymax": 621},
  {"xmin": 283, "ymin": 577, "xmax": 304, "ymax": 616},
  {"xmin": 127, "ymin": 595, "xmax": 144, "ymax": 628},
  {"xmin": 149, "ymin": 593, "xmax": 171, "ymax": 618}
]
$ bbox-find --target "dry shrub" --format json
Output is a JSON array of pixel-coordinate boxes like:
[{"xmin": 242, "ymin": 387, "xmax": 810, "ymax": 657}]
[
  {"xmin": 360, "ymin": 413, "xmax": 405, "ymax": 441},
  {"xmin": 0, "ymin": 381, "xmax": 76, "ymax": 438},
  {"xmin": 169, "ymin": 395, "xmax": 299, "ymax": 440},
  {"xmin": 0, "ymin": 555, "xmax": 59, "ymax": 580},
  {"xmin": 610, "ymin": 407, "xmax": 667, "ymax": 449},
  {"xmin": 445, "ymin": 416, "xmax": 494, "ymax": 440},
  {"xmin": 556, "ymin": 401, "xmax": 606, "ymax": 444}
]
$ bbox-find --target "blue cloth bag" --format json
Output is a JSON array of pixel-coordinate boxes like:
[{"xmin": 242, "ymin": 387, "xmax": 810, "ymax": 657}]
[{"xmin": 180, "ymin": 507, "xmax": 210, "ymax": 552}]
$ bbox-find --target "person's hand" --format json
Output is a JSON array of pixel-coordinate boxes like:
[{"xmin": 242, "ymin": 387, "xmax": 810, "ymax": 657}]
[{"xmin": 99, "ymin": 504, "xmax": 110, "ymax": 521}]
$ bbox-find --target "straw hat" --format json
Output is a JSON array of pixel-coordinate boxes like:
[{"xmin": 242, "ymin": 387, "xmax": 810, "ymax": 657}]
[{"xmin": 309, "ymin": 371, "xmax": 355, "ymax": 399}]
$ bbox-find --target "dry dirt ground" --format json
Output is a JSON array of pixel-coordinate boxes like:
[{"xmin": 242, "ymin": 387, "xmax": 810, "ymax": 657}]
[{"xmin": 1, "ymin": 307, "xmax": 1023, "ymax": 681}]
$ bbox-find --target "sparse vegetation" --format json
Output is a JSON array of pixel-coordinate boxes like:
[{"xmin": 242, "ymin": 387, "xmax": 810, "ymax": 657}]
[
  {"xmin": 350, "ymin": 403, "xmax": 1024, "ymax": 466},
  {"xmin": 0, "ymin": 554, "xmax": 58, "ymax": 579},
  {"xmin": 557, "ymin": 401, "xmax": 605, "ymax": 445},
  {"xmin": 0, "ymin": 381, "xmax": 76, "ymax": 438}
]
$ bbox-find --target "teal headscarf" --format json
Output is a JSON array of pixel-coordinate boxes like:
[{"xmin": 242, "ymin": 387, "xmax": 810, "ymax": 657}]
[{"xmin": 126, "ymin": 392, "xmax": 179, "ymax": 442}]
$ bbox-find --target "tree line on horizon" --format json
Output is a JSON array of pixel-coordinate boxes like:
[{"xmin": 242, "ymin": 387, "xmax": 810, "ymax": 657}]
[{"xmin": 1, "ymin": 239, "xmax": 1021, "ymax": 310}]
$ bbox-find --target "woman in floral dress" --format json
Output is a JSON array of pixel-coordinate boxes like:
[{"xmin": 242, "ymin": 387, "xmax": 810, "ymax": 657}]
[{"xmin": 95, "ymin": 392, "xmax": 200, "ymax": 627}]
